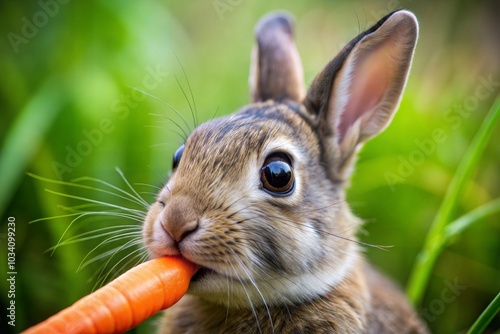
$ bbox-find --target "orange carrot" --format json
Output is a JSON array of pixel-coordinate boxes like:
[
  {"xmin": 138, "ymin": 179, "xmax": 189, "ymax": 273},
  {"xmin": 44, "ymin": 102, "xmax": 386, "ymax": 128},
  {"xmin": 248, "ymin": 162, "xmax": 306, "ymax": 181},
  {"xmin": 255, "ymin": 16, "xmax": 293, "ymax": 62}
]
[{"xmin": 22, "ymin": 256, "xmax": 197, "ymax": 334}]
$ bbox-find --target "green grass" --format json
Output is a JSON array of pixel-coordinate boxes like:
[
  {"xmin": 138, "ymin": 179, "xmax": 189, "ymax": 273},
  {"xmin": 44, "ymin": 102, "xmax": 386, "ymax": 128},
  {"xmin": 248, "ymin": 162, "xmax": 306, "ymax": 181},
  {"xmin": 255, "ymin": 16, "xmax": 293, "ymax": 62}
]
[
  {"xmin": 468, "ymin": 292, "xmax": 500, "ymax": 334},
  {"xmin": 407, "ymin": 97, "xmax": 500, "ymax": 305},
  {"xmin": 0, "ymin": 78, "xmax": 66, "ymax": 217}
]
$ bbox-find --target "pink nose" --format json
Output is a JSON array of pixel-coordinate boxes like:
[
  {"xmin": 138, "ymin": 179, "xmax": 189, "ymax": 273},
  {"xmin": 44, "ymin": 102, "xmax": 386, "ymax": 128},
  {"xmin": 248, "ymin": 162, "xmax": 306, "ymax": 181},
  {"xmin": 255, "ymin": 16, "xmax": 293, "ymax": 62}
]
[{"xmin": 160, "ymin": 195, "xmax": 199, "ymax": 243}]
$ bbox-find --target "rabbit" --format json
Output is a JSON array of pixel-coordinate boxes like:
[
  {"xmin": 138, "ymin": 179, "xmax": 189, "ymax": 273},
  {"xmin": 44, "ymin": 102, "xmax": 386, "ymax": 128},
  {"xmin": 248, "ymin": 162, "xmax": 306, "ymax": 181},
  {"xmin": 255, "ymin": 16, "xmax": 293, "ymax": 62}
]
[{"xmin": 142, "ymin": 9, "xmax": 428, "ymax": 334}]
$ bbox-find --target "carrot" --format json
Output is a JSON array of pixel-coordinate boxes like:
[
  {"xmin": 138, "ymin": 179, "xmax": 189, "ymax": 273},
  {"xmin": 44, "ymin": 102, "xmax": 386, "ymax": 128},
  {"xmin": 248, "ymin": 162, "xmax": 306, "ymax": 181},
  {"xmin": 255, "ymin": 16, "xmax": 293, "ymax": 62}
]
[{"xmin": 22, "ymin": 256, "xmax": 197, "ymax": 334}]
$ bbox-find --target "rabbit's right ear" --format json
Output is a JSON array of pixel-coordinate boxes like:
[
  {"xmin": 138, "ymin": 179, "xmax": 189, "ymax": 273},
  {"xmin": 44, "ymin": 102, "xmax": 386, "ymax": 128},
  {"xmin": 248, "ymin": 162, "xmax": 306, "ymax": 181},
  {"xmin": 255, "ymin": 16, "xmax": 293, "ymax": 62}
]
[
  {"xmin": 250, "ymin": 12, "xmax": 305, "ymax": 103},
  {"xmin": 303, "ymin": 10, "xmax": 418, "ymax": 182}
]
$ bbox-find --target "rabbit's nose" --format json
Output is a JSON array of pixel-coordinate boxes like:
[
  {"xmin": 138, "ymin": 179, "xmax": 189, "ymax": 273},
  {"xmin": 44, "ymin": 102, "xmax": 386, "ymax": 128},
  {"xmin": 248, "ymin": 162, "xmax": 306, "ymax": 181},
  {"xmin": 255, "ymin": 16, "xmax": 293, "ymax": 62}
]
[{"xmin": 160, "ymin": 195, "xmax": 199, "ymax": 243}]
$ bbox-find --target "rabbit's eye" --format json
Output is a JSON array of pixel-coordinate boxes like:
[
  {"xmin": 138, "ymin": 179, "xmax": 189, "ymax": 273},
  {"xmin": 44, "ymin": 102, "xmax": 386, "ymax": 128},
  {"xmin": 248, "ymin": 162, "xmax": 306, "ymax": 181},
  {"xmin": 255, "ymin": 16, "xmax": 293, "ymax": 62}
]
[
  {"xmin": 260, "ymin": 152, "xmax": 295, "ymax": 196},
  {"xmin": 172, "ymin": 144, "xmax": 185, "ymax": 170}
]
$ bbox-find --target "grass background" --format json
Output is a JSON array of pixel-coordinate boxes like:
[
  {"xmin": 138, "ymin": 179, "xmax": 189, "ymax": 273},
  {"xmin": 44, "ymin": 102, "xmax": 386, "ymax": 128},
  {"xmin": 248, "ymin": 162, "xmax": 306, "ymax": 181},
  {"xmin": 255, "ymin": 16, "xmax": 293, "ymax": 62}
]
[{"xmin": 1, "ymin": 0, "xmax": 499, "ymax": 333}]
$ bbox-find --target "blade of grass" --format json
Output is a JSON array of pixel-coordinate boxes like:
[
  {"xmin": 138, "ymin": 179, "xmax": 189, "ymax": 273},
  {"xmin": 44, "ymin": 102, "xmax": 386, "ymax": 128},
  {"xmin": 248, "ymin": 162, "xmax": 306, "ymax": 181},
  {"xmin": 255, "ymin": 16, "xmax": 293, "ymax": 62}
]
[
  {"xmin": 406, "ymin": 96, "xmax": 500, "ymax": 305},
  {"xmin": 445, "ymin": 198, "xmax": 500, "ymax": 239},
  {"xmin": 0, "ymin": 77, "xmax": 66, "ymax": 217},
  {"xmin": 467, "ymin": 292, "xmax": 500, "ymax": 334}
]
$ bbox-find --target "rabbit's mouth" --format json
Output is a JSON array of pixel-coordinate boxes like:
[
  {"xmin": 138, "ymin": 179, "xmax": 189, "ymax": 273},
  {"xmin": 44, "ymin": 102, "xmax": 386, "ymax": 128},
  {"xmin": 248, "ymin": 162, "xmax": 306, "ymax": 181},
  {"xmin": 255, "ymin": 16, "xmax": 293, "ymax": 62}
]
[{"xmin": 190, "ymin": 266, "xmax": 215, "ymax": 282}]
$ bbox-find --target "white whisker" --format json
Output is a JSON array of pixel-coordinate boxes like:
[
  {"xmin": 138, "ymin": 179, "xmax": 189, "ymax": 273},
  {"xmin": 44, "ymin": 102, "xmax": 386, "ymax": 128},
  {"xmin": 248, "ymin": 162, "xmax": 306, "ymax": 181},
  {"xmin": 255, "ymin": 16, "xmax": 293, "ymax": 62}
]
[
  {"xmin": 222, "ymin": 239, "xmax": 274, "ymax": 333},
  {"xmin": 227, "ymin": 259, "xmax": 262, "ymax": 334}
]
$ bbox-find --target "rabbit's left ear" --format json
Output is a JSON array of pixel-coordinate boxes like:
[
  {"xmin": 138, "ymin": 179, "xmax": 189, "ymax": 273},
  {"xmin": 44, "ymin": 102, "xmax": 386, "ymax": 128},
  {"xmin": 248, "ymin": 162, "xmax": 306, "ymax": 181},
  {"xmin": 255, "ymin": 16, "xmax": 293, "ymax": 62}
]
[
  {"xmin": 304, "ymin": 10, "xmax": 418, "ymax": 180},
  {"xmin": 250, "ymin": 12, "xmax": 305, "ymax": 103}
]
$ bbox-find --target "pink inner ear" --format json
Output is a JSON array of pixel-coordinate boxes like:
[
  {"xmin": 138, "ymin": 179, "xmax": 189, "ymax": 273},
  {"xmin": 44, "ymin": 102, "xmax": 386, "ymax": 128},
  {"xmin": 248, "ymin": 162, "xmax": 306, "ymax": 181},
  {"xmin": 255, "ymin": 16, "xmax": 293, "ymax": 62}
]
[{"xmin": 338, "ymin": 44, "xmax": 393, "ymax": 142}]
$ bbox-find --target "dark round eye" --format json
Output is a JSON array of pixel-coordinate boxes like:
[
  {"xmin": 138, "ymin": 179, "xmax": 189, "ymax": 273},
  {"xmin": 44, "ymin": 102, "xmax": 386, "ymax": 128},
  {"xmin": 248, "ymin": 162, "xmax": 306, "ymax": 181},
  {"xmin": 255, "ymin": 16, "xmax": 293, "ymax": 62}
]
[
  {"xmin": 260, "ymin": 152, "xmax": 295, "ymax": 196},
  {"xmin": 172, "ymin": 144, "xmax": 185, "ymax": 170}
]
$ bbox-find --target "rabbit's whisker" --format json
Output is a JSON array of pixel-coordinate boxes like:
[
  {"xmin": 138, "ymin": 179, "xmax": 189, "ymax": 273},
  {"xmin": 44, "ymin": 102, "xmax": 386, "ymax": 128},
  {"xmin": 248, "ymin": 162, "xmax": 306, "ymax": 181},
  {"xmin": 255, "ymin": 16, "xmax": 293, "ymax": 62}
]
[
  {"xmin": 51, "ymin": 225, "xmax": 141, "ymax": 248},
  {"xmin": 173, "ymin": 51, "xmax": 198, "ymax": 128},
  {"xmin": 134, "ymin": 182, "xmax": 162, "ymax": 191},
  {"xmin": 107, "ymin": 249, "xmax": 149, "ymax": 284},
  {"xmin": 114, "ymin": 167, "xmax": 150, "ymax": 209},
  {"xmin": 147, "ymin": 113, "xmax": 189, "ymax": 142},
  {"xmin": 94, "ymin": 244, "xmax": 147, "ymax": 290},
  {"xmin": 224, "ymin": 260, "xmax": 232, "ymax": 325},
  {"xmin": 28, "ymin": 172, "xmax": 149, "ymax": 211},
  {"xmin": 79, "ymin": 235, "xmax": 143, "ymax": 272},
  {"xmin": 222, "ymin": 239, "xmax": 275, "ymax": 333},
  {"xmin": 228, "ymin": 259, "xmax": 263, "ymax": 334},
  {"xmin": 209, "ymin": 105, "xmax": 220, "ymax": 123},
  {"xmin": 132, "ymin": 88, "xmax": 192, "ymax": 136},
  {"xmin": 43, "ymin": 189, "xmax": 145, "ymax": 215},
  {"xmin": 261, "ymin": 211, "xmax": 391, "ymax": 251}
]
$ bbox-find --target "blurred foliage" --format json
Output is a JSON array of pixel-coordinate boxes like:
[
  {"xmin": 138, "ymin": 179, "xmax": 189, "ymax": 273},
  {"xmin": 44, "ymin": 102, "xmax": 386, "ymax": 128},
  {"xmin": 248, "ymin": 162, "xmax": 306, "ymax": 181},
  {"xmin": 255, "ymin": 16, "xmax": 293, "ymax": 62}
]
[{"xmin": 1, "ymin": 0, "xmax": 499, "ymax": 333}]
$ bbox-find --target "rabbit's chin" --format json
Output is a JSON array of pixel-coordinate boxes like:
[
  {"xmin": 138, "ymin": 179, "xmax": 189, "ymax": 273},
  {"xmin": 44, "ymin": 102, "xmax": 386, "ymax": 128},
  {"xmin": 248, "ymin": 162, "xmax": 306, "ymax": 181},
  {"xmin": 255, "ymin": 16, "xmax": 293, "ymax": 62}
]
[{"xmin": 186, "ymin": 246, "xmax": 358, "ymax": 308}]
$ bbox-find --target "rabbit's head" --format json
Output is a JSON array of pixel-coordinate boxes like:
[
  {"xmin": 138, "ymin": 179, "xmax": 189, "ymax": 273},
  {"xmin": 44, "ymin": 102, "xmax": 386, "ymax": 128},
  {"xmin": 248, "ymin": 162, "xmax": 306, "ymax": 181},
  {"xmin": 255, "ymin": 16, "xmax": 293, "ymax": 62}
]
[{"xmin": 143, "ymin": 10, "xmax": 418, "ymax": 308}]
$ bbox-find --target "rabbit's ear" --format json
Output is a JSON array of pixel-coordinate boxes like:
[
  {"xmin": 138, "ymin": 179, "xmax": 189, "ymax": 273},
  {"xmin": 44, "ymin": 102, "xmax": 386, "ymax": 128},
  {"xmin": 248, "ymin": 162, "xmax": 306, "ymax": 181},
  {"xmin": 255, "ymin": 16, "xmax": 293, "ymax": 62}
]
[
  {"xmin": 304, "ymin": 10, "xmax": 418, "ymax": 181},
  {"xmin": 250, "ymin": 12, "xmax": 305, "ymax": 103}
]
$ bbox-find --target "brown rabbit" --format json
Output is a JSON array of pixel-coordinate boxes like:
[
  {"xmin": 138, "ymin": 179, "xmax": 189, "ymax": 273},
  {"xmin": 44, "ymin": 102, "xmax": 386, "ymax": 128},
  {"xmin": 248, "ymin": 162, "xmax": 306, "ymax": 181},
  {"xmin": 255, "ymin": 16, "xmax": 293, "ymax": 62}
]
[{"xmin": 143, "ymin": 9, "xmax": 428, "ymax": 333}]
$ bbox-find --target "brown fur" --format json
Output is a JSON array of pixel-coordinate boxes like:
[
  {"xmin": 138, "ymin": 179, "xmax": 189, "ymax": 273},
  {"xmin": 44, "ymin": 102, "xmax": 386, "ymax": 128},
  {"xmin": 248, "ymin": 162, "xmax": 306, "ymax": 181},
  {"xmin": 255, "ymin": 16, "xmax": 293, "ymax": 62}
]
[
  {"xmin": 143, "ymin": 9, "xmax": 428, "ymax": 334},
  {"xmin": 159, "ymin": 261, "xmax": 426, "ymax": 333}
]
